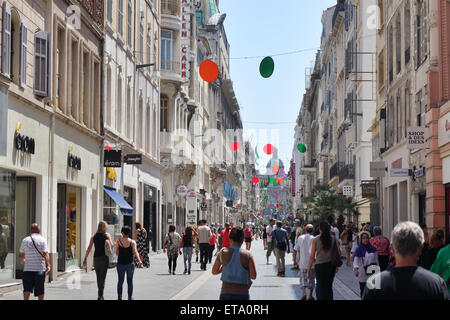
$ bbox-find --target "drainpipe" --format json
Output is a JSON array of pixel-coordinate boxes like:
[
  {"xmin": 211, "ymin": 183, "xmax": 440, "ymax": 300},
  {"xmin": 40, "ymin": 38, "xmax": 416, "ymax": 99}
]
[
  {"xmin": 48, "ymin": 111, "xmax": 55, "ymax": 282},
  {"xmin": 98, "ymin": 33, "xmax": 105, "ymax": 272}
]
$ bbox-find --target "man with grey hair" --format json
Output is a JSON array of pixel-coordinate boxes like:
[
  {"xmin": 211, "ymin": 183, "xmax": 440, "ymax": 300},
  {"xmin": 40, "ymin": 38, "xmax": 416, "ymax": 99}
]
[{"xmin": 363, "ymin": 221, "xmax": 448, "ymax": 300}]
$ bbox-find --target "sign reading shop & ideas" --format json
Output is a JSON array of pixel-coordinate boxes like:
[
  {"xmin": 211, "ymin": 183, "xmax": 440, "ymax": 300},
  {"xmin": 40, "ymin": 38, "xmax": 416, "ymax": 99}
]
[{"xmin": 407, "ymin": 127, "xmax": 426, "ymax": 149}]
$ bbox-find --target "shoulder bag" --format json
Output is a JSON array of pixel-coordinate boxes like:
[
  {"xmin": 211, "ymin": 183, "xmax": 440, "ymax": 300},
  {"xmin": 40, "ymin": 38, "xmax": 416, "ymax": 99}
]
[
  {"xmin": 105, "ymin": 236, "xmax": 113, "ymax": 257},
  {"xmin": 274, "ymin": 230, "xmax": 287, "ymax": 251},
  {"xmin": 30, "ymin": 235, "xmax": 45, "ymax": 258},
  {"xmin": 331, "ymin": 238, "xmax": 343, "ymax": 268}
]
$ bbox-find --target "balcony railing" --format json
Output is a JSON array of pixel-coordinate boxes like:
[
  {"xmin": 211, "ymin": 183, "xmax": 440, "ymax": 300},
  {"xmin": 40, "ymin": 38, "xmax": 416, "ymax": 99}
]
[
  {"xmin": 329, "ymin": 162, "xmax": 341, "ymax": 180},
  {"xmin": 160, "ymin": 60, "xmax": 181, "ymax": 75},
  {"xmin": 339, "ymin": 164, "xmax": 355, "ymax": 183},
  {"xmin": 161, "ymin": 0, "xmax": 180, "ymax": 16}
]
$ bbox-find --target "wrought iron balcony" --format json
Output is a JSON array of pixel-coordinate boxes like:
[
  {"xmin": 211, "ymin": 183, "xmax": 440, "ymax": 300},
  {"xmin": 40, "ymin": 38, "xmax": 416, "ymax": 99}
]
[
  {"xmin": 339, "ymin": 164, "xmax": 355, "ymax": 183},
  {"xmin": 161, "ymin": 0, "xmax": 180, "ymax": 16},
  {"xmin": 329, "ymin": 162, "xmax": 341, "ymax": 180}
]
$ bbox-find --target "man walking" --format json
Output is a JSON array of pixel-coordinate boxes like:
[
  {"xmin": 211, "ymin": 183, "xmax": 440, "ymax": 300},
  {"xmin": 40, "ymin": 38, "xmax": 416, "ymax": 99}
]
[
  {"xmin": 272, "ymin": 221, "xmax": 289, "ymax": 277},
  {"xmin": 293, "ymin": 224, "xmax": 315, "ymax": 300},
  {"xmin": 266, "ymin": 219, "xmax": 276, "ymax": 265},
  {"xmin": 19, "ymin": 223, "xmax": 50, "ymax": 300},
  {"xmin": 197, "ymin": 220, "xmax": 212, "ymax": 271},
  {"xmin": 363, "ymin": 221, "xmax": 448, "ymax": 300},
  {"xmin": 369, "ymin": 226, "xmax": 391, "ymax": 271}
]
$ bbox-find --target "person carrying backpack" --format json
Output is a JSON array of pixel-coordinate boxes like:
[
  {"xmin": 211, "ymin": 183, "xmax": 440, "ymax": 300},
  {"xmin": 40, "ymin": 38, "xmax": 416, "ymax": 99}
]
[{"xmin": 272, "ymin": 221, "xmax": 290, "ymax": 277}]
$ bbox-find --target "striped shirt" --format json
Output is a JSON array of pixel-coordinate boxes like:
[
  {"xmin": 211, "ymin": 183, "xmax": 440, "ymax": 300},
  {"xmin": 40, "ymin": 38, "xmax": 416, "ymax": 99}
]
[{"xmin": 20, "ymin": 234, "xmax": 48, "ymax": 272}]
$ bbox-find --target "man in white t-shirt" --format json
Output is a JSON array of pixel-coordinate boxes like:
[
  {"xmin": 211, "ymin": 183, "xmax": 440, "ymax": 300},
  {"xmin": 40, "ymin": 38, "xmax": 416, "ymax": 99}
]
[
  {"xmin": 266, "ymin": 219, "xmax": 276, "ymax": 264},
  {"xmin": 197, "ymin": 220, "xmax": 212, "ymax": 271},
  {"xmin": 293, "ymin": 224, "xmax": 315, "ymax": 300},
  {"xmin": 19, "ymin": 223, "xmax": 50, "ymax": 300}
]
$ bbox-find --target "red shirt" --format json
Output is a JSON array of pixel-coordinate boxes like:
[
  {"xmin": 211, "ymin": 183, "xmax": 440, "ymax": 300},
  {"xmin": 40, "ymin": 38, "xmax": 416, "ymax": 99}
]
[
  {"xmin": 244, "ymin": 228, "xmax": 252, "ymax": 238},
  {"xmin": 370, "ymin": 235, "xmax": 391, "ymax": 256},
  {"xmin": 209, "ymin": 233, "xmax": 216, "ymax": 246},
  {"xmin": 221, "ymin": 229, "xmax": 231, "ymax": 247}
]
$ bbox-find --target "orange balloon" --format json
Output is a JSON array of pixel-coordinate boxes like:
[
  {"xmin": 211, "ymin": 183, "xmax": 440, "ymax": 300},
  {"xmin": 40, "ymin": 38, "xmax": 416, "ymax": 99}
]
[
  {"xmin": 272, "ymin": 165, "xmax": 280, "ymax": 173},
  {"xmin": 199, "ymin": 60, "xmax": 219, "ymax": 82}
]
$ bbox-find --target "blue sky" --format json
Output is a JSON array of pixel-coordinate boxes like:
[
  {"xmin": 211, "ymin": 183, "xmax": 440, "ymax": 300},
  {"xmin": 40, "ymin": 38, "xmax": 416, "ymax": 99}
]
[{"xmin": 219, "ymin": 0, "xmax": 336, "ymax": 172}]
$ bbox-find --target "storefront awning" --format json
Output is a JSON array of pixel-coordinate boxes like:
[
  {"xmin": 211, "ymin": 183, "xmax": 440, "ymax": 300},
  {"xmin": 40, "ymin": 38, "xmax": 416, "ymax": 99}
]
[{"xmin": 104, "ymin": 187, "xmax": 133, "ymax": 216}]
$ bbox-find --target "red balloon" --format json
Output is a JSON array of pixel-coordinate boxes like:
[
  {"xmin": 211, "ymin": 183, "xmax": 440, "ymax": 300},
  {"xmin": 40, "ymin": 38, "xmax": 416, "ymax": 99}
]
[
  {"xmin": 252, "ymin": 177, "xmax": 259, "ymax": 184},
  {"xmin": 199, "ymin": 60, "xmax": 219, "ymax": 83},
  {"xmin": 231, "ymin": 142, "xmax": 240, "ymax": 151},
  {"xmin": 264, "ymin": 144, "xmax": 275, "ymax": 155}
]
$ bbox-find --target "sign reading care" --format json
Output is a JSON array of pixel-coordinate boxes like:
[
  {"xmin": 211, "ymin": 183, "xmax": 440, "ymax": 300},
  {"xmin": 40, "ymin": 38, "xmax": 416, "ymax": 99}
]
[{"xmin": 181, "ymin": 0, "xmax": 191, "ymax": 84}]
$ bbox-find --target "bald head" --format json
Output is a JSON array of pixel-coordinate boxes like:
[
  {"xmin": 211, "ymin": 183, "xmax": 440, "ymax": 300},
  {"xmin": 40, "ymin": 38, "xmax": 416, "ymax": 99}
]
[{"xmin": 30, "ymin": 223, "xmax": 40, "ymax": 234}]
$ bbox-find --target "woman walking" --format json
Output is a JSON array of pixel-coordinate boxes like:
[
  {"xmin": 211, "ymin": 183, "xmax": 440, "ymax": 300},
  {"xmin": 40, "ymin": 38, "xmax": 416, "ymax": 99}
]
[
  {"xmin": 340, "ymin": 224, "xmax": 353, "ymax": 267},
  {"xmin": 179, "ymin": 227, "xmax": 194, "ymax": 274},
  {"xmin": 429, "ymin": 229, "xmax": 446, "ymax": 267},
  {"xmin": 116, "ymin": 226, "xmax": 143, "ymax": 300},
  {"xmin": 307, "ymin": 221, "xmax": 341, "ymax": 300},
  {"xmin": 134, "ymin": 222, "xmax": 150, "ymax": 268},
  {"xmin": 244, "ymin": 224, "xmax": 253, "ymax": 251},
  {"xmin": 163, "ymin": 225, "xmax": 181, "ymax": 275},
  {"xmin": 208, "ymin": 231, "xmax": 217, "ymax": 264},
  {"xmin": 262, "ymin": 224, "xmax": 268, "ymax": 250},
  {"xmin": 353, "ymin": 231, "xmax": 379, "ymax": 297},
  {"xmin": 212, "ymin": 227, "xmax": 257, "ymax": 300},
  {"xmin": 351, "ymin": 227, "xmax": 359, "ymax": 260},
  {"xmin": 83, "ymin": 221, "xmax": 113, "ymax": 300}
]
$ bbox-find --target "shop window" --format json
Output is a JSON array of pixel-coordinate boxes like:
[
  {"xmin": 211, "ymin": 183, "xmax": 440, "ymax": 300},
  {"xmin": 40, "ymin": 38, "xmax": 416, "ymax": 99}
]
[{"xmin": 0, "ymin": 171, "xmax": 15, "ymax": 284}]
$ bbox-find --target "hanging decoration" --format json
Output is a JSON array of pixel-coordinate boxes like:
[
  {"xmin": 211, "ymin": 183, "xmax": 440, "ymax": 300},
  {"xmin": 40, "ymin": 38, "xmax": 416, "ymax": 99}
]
[
  {"xmin": 272, "ymin": 164, "xmax": 280, "ymax": 174},
  {"xmin": 231, "ymin": 141, "xmax": 240, "ymax": 151},
  {"xmin": 259, "ymin": 56, "xmax": 275, "ymax": 78},
  {"xmin": 252, "ymin": 177, "xmax": 259, "ymax": 185},
  {"xmin": 199, "ymin": 59, "xmax": 219, "ymax": 83},
  {"xmin": 264, "ymin": 144, "xmax": 275, "ymax": 155},
  {"xmin": 297, "ymin": 143, "xmax": 307, "ymax": 153}
]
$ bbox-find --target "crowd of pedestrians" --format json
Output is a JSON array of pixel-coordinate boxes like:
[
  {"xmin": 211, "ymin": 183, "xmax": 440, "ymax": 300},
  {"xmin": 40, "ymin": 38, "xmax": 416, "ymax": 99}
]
[{"xmin": 14, "ymin": 214, "xmax": 450, "ymax": 301}]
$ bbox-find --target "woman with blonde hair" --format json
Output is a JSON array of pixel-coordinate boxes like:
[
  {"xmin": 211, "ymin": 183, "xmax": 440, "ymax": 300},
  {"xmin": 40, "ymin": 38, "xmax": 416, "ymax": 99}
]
[{"xmin": 83, "ymin": 221, "xmax": 113, "ymax": 300}]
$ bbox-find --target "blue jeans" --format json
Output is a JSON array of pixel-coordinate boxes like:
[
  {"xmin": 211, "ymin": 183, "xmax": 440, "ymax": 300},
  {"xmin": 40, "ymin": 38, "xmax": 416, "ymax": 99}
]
[
  {"xmin": 183, "ymin": 247, "xmax": 193, "ymax": 271},
  {"xmin": 117, "ymin": 263, "xmax": 135, "ymax": 299},
  {"xmin": 220, "ymin": 293, "xmax": 250, "ymax": 300}
]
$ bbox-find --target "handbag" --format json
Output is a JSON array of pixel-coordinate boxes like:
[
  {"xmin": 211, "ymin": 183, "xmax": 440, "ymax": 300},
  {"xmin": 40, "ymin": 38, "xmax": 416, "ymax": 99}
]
[
  {"xmin": 105, "ymin": 238, "xmax": 113, "ymax": 257},
  {"xmin": 331, "ymin": 239, "xmax": 343, "ymax": 268}
]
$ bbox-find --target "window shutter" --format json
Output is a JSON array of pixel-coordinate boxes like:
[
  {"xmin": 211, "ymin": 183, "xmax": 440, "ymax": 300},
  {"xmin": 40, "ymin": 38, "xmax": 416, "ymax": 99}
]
[
  {"xmin": 344, "ymin": 3, "xmax": 349, "ymax": 31},
  {"xmin": 1, "ymin": 2, "xmax": 11, "ymax": 76},
  {"xmin": 19, "ymin": 20, "xmax": 27, "ymax": 88},
  {"xmin": 33, "ymin": 31, "xmax": 49, "ymax": 97}
]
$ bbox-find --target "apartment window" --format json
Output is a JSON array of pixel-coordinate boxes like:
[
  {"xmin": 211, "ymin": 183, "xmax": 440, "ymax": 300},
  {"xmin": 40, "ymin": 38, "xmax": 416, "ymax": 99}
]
[
  {"xmin": 106, "ymin": 67, "xmax": 112, "ymax": 126},
  {"xmin": 82, "ymin": 50, "xmax": 90, "ymax": 126},
  {"xmin": 139, "ymin": 16, "xmax": 144, "ymax": 62},
  {"xmin": 107, "ymin": 0, "xmax": 113, "ymax": 24},
  {"xmin": 126, "ymin": 87, "xmax": 132, "ymax": 139},
  {"xmin": 153, "ymin": 107, "xmax": 157, "ymax": 156},
  {"xmin": 117, "ymin": 77, "xmax": 122, "ymax": 133},
  {"xmin": 160, "ymin": 97, "xmax": 168, "ymax": 131},
  {"xmin": 146, "ymin": 10, "xmax": 151, "ymax": 64},
  {"xmin": 10, "ymin": 10, "xmax": 23, "ymax": 86},
  {"xmin": 69, "ymin": 38, "xmax": 78, "ymax": 118},
  {"xmin": 118, "ymin": 0, "xmax": 124, "ymax": 36},
  {"xmin": 396, "ymin": 13, "xmax": 401, "ymax": 74},
  {"xmin": 138, "ymin": 99, "xmax": 143, "ymax": 148},
  {"xmin": 93, "ymin": 60, "xmax": 100, "ymax": 132},
  {"xmin": 1, "ymin": 2, "xmax": 11, "ymax": 77},
  {"xmin": 416, "ymin": 89, "xmax": 426, "ymax": 126},
  {"xmin": 416, "ymin": 0, "xmax": 427, "ymax": 67},
  {"xmin": 388, "ymin": 25, "xmax": 393, "ymax": 83},
  {"xmin": 161, "ymin": 30, "xmax": 172, "ymax": 71},
  {"xmin": 55, "ymin": 27, "xmax": 65, "ymax": 110},
  {"xmin": 387, "ymin": 96, "xmax": 394, "ymax": 148},
  {"xmin": 146, "ymin": 104, "xmax": 151, "ymax": 152},
  {"xmin": 405, "ymin": 1, "xmax": 411, "ymax": 64},
  {"xmin": 396, "ymin": 93, "xmax": 401, "ymax": 143},
  {"xmin": 405, "ymin": 84, "xmax": 411, "ymax": 138},
  {"xmin": 34, "ymin": 31, "xmax": 50, "ymax": 97},
  {"xmin": 127, "ymin": 0, "xmax": 132, "ymax": 46},
  {"xmin": 378, "ymin": 50, "xmax": 385, "ymax": 91}
]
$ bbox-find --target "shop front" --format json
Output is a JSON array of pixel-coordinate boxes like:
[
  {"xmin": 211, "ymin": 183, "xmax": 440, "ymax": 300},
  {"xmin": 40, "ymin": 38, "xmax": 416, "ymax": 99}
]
[
  {"xmin": 143, "ymin": 184, "xmax": 157, "ymax": 252},
  {"xmin": 439, "ymin": 109, "xmax": 450, "ymax": 239}
]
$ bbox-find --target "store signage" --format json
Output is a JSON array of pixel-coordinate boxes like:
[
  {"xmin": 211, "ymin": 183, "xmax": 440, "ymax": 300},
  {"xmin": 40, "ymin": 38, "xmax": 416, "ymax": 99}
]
[
  {"xmin": 207, "ymin": 199, "xmax": 213, "ymax": 214},
  {"xmin": 370, "ymin": 161, "xmax": 386, "ymax": 178},
  {"xmin": 176, "ymin": 185, "xmax": 188, "ymax": 196},
  {"xmin": 200, "ymin": 202, "xmax": 207, "ymax": 211},
  {"xmin": 14, "ymin": 132, "xmax": 35, "ymax": 154},
  {"xmin": 291, "ymin": 162, "xmax": 296, "ymax": 197},
  {"xmin": 181, "ymin": 0, "xmax": 191, "ymax": 84},
  {"xmin": 124, "ymin": 154, "xmax": 142, "ymax": 165},
  {"xmin": 413, "ymin": 166, "xmax": 425, "ymax": 180},
  {"xmin": 104, "ymin": 150, "xmax": 122, "ymax": 167},
  {"xmin": 68, "ymin": 153, "xmax": 81, "ymax": 170},
  {"xmin": 390, "ymin": 168, "xmax": 410, "ymax": 177},
  {"xmin": 226, "ymin": 200, "xmax": 233, "ymax": 207},
  {"xmin": 187, "ymin": 190, "xmax": 197, "ymax": 198},
  {"xmin": 362, "ymin": 182, "xmax": 377, "ymax": 198},
  {"xmin": 186, "ymin": 210, "xmax": 197, "ymax": 228},
  {"xmin": 407, "ymin": 127, "xmax": 426, "ymax": 149}
]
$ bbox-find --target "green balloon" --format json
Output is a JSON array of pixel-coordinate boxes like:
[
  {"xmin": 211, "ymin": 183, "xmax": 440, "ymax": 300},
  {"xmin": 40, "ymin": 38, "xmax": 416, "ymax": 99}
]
[
  {"xmin": 260, "ymin": 56, "xmax": 274, "ymax": 78},
  {"xmin": 297, "ymin": 143, "xmax": 306, "ymax": 153}
]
